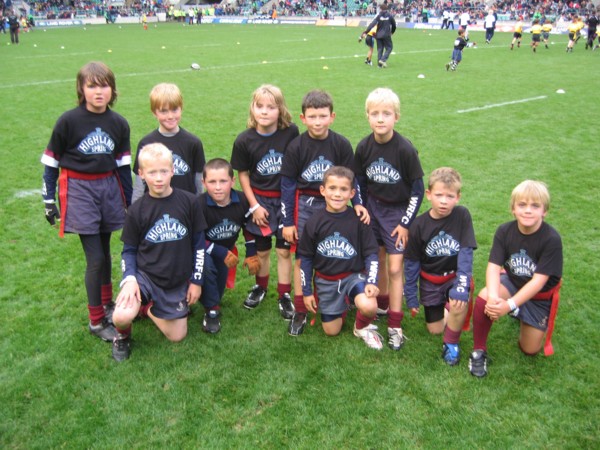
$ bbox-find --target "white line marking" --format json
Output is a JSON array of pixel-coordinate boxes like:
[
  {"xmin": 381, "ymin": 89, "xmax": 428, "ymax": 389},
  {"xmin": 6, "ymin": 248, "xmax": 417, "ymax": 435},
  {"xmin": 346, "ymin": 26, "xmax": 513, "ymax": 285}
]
[
  {"xmin": 457, "ymin": 96, "xmax": 547, "ymax": 113},
  {"xmin": 14, "ymin": 189, "xmax": 42, "ymax": 198}
]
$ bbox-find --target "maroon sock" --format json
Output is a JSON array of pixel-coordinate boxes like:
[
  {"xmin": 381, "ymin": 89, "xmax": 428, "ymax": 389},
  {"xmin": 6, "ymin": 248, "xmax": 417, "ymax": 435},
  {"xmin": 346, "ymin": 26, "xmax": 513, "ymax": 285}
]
[
  {"xmin": 101, "ymin": 283, "xmax": 113, "ymax": 306},
  {"xmin": 388, "ymin": 309, "xmax": 404, "ymax": 329},
  {"xmin": 277, "ymin": 283, "xmax": 291, "ymax": 297},
  {"xmin": 294, "ymin": 295, "xmax": 308, "ymax": 314},
  {"xmin": 138, "ymin": 301, "xmax": 153, "ymax": 319},
  {"xmin": 472, "ymin": 296, "xmax": 493, "ymax": 351},
  {"xmin": 256, "ymin": 275, "xmax": 269, "ymax": 291},
  {"xmin": 88, "ymin": 304, "xmax": 105, "ymax": 325},
  {"xmin": 355, "ymin": 311, "xmax": 374, "ymax": 330},
  {"xmin": 116, "ymin": 324, "xmax": 131, "ymax": 337},
  {"xmin": 443, "ymin": 326, "xmax": 462, "ymax": 345},
  {"xmin": 377, "ymin": 294, "xmax": 390, "ymax": 311}
]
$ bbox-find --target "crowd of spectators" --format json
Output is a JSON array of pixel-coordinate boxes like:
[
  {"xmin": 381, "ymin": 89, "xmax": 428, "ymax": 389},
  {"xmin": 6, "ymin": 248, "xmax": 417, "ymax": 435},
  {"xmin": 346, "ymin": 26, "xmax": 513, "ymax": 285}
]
[{"xmin": 8, "ymin": 0, "xmax": 598, "ymax": 22}]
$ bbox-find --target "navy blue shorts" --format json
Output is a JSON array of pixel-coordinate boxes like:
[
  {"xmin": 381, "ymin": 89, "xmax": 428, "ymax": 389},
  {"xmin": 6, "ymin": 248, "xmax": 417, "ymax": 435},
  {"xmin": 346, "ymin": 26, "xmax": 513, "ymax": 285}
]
[
  {"xmin": 501, "ymin": 273, "xmax": 550, "ymax": 331},
  {"xmin": 64, "ymin": 175, "xmax": 125, "ymax": 234},
  {"xmin": 136, "ymin": 270, "xmax": 190, "ymax": 320},
  {"xmin": 297, "ymin": 194, "xmax": 326, "ymax": 240},
  {"xmin": 366, "ymin": 197, "xmax": 405, "ymax": 254}
]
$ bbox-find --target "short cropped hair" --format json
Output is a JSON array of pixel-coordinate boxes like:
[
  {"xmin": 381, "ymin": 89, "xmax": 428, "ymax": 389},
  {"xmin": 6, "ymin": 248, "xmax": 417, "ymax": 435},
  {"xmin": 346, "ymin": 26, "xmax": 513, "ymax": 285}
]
[
  {"xmin": 365, "ymin": 87, "xmax": 401, "ymax": 117},
  {"xmin": 203, "ymin": 157, "xmax": 234, "ymax": 179},
  {"xmin": 149, "ymin": 83, "xmax": 183, "ymax": 112},
  {"xmin": 137, "ymin": 143, "xmax": 173, "ymax": 170},
  {"xmin": 76, "ymin": 61, "xmax": 117, "ymax": 107},
  {"xmin": 302, "ymin": 89, "xmax": 334, "ymax": 114},
  {"xmin": 428, "ymin": 167, "xmax": 462, "ymax": 193},
  {"xmin": 247, "ymin": 84, "xmax": 292, "ymax": 130},
  {"xmin": 511, "ymin": 180, "xmax": 551, "ymax": 212},
  {"xmin": 323, "ymin": 166, "xmax": 354, "ymax": 186}
]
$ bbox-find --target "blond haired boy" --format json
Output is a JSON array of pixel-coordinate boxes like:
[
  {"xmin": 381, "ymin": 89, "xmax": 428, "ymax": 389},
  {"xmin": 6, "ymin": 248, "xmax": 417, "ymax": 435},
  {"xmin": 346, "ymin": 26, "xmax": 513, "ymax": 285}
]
[
  {"xmin": 132, "ymin": 83, "xmax": 205, "ymax": 203},
  {"xmin": 470, "ymin": 180, "xmax": 563, "ymax": 377},
  {"xmin": 354, "ymin": 87, "xmax": 425, "ymax": 351}
]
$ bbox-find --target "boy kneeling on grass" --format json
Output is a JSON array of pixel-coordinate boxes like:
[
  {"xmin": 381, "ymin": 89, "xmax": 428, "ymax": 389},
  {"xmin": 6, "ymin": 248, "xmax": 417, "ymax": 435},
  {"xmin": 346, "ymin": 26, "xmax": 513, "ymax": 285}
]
[
  {"xmin": 112, "ymin": 143, "xmax": 208, "ymax": 361},
  {"xmin": 297, "ymin": 166, "xmax": 382, "ymax": 349},
  {"xmin": 469, "ymin": 180, "xmax": 563, "ymax": 377}
]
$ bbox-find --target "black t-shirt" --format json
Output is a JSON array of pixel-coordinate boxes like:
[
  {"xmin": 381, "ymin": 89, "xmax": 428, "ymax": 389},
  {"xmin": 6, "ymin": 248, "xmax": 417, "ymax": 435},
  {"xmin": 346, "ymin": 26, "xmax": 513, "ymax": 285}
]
[
  {"xmin": 199, "ymin": 190, "xmax": 250, "ymax": 250},
  {"xmin": 281, "ymin": 130, "xmax": 354, "ymax": 192},
  {"xmin": 135, "ymin": 127, "xmax": 205, "ymax": 195},
  {"xmin": 230, "ymin": 125, "xmax": 299, "ymax": 192},
  {"xmin": 354, "ymin": 130, "xmax": 423, "ymax": 204},
  {"xmin": 121, "ymin": 188, "xmax": 207, "ymax": 289},
  {"xmin": 405, "ymin": 206, "xmax": 477, "ymax": 274},
  {"xmin": 43, "ymin": 104, "xmax": 131, "ymax": 173},
  {"xmin": 298, "ymin": 207, "xmax": 378, "ymax": 276},
  {"xmin": 489, "ymin": 220, "xmax": 562, "ymax": 292}
]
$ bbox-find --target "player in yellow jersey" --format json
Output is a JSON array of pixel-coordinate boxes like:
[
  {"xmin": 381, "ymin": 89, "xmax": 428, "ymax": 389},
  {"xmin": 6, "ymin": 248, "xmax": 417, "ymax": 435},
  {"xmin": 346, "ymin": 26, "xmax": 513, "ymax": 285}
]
[
  {"xmin": 530, "ymin": 19, "xmax": 542, "ymax": 52},
  {"xmin": 541, "ymin": 19, "xmax": 552, "ymax": 49},
  {"xmin": 511, "ymin": 16, "xmax": 524, "ymax": 50},
  {"xmin": 567, "ymin": 17, "xmax": 579, "ymax": 52}
]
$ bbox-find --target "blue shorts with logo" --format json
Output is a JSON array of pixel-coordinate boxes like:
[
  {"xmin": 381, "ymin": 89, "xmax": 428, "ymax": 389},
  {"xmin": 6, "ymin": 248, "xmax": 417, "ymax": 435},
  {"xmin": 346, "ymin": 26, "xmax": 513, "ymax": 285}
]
[
  {"xmin": 501, "ymin": 273, "xmax": 550, "ymax": 331},
  {"xmin": 366, "ymin": 197, "xmax": 405, "ymax": 254},
  {"xmin": 136, "ymin": 270, "xmax": 190, "ymax": 320}
]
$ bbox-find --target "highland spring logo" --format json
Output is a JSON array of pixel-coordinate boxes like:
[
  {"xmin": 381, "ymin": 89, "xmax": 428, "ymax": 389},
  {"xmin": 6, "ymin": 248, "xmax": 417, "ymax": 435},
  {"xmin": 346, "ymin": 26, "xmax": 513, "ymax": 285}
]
[
  {"xmin": 256, "ymin": 149, "xmax": 283, "ymax": 176},
  {"xmin": 78, "ymin": 128, "xmax": 115, "ymax": 155},
  {"xmin": 145, "ymin": 215, "xmax": 188, "ymax": 243},
  {"xmin": 207, "ymin": 219, "xmax": 241, "ymax": 241},
  {"xmin": 301, "ymin": 156, "xmax": 333, "ymax": 183},
  {"xmin": 366, "ymin": 158, "xmax": 401, "ymax": 184},
  {"xmin": 508, "ymin": 249, "xmax": 536, "ymax": 277},
  {"xmin": 317, "ymin": 232, "xmax": 357, "ymax": 259},
  {"xmin": 425, "ymin": 231, "xmax": 460, "ymax": 257},
  {"xmin": 173, "ymin": 154, "xmax": 190, "ymax": 176}
]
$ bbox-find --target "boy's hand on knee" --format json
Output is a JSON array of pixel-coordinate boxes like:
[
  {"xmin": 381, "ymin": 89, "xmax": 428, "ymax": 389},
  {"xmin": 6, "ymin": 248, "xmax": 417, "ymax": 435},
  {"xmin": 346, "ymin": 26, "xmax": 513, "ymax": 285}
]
[
  {"xmin": 116, "ymin": 280, "xmax": 141, "ymax": 309},
  {"xmin": 224, "ymin": 251, "xmax": 239, "ymax": 268},
  {"xmin": 365, "ymin": 283, "xmax": 379, "ymax": 298},
  {"xmin": 243, "ymin": 255, "xmax": 261, "ymax": 275}
]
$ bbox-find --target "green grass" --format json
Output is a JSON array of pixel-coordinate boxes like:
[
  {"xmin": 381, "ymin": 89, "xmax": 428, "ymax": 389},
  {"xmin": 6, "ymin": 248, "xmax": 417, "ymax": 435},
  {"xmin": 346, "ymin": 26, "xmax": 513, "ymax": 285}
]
[{"xmin": 1, "ymin": 23, "xmax": 599, "ymax": 448}]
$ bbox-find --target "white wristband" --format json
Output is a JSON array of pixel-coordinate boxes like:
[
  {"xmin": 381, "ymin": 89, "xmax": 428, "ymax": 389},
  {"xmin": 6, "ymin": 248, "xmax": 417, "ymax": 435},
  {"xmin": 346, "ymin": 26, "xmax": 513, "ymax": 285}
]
[
  {"xmin": 249, "ymin": 204, "xmax": 261, "ymax": 214},
  {"xmin": 507, "ymin": 298, "xmax": 517, "ymax": 312},
  {"xmin": 119, "ymin": 275, "xmax": 137, "ymax": 288}
]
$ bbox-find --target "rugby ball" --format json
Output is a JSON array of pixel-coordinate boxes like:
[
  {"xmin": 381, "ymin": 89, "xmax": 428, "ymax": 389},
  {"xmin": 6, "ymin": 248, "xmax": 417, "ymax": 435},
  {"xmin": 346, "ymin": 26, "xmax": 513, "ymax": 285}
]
[{"xmin": 191, "ymin": 63, "xmax": 200, "ymax": 70}]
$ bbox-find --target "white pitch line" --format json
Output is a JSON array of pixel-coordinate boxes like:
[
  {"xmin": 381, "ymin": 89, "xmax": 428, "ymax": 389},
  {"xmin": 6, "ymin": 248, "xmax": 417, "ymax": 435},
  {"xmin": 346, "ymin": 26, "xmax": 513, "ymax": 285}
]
[{"xmin": 457, "ymin": 95, "xmax": 547, "ymax": 113}]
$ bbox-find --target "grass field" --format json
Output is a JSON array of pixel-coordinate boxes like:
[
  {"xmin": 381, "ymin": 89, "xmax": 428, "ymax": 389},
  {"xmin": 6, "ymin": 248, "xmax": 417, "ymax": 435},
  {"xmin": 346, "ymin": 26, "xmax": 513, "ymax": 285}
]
[{"xmin": 1, "ymin": 22, "xmax": 599, "ymax": 448}]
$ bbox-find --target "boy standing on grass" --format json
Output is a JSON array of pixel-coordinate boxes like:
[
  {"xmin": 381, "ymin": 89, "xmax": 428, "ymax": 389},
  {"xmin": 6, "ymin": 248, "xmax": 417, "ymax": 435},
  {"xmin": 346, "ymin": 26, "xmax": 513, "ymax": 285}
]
[
  {"xmin": 469, "ymin": 180, "xmax": 563, "ymax": 377},
  {"xmin": 297, "ymin": 166, "xmax": 382, "ymax": 349},
  {"xmin": 511, "ymin": 16, "xmax": 524, "ymax": 50},
  {"xmin": 404, "ymin": 168, "xmax": 477, "ymax": 366},
  {"xmin": 354, "ymin": 87, "xmax": 424, "ymax": 352},
  {"xmin": 111, "ymin": 143, "xmax": 207, "ymax": 361},
  {"xmin": 199, "ymin": 158, "xmax": 261, "ymax": 334},
  {"xmin": 132, "ymin": 83, "xmax": 205, "ymax": 203},
  {"xmin": 446, "ymin": 28, "xmax": 469, "ymax": 71},
  {"xmin": 281, "ymin": 89, "xmax": 369, "ymax": 336},
  {"xmin": 230, "ymin": 85, "xmax": 299, "ymax": 319},
  {"xmin": 41, "ymin": 61, "xmax": 132, "ymax": 343}
]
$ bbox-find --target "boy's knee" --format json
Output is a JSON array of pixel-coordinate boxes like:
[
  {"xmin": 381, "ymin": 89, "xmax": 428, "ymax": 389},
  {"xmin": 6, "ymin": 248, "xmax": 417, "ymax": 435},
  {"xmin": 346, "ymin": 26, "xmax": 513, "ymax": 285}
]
[
  {"xmin": 518, "ymin": 340, "xmax": 541, "ymax": 356},
  {"xmin": 166, "ymin": 330, "xmax": 187, "ymax": 343}
]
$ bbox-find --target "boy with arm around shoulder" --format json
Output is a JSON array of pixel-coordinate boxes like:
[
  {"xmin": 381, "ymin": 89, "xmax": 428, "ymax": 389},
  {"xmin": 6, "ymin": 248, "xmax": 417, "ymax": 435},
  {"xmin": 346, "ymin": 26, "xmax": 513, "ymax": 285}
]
[
  {"xmin": 280, "ymin": 89, "xmax": 369, "ymax": 336},
  {"xmin": 469, "ymin": 180, "xmax": 563, "ymax": 377},
  {"xmin": 111, "ymin": 143, "xmax": 208, "ymax": 361},
  {"xmin": 354, "ymin": 87, "xmax": 424, "ymax": 352},
  {"xmin": 297, "ymin": 166, "xmax": 382, "ymax": 349},
  {"xmin": 199, "ymin": 158, "xmax": 261, "ymax": 334},
  {"xmin": 404, "ymin": 168, "xmax": 477, "ymax": 366},
  {"xmin": 132, "ymin": 83, "xmax": 205, "ymax": 203}
]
